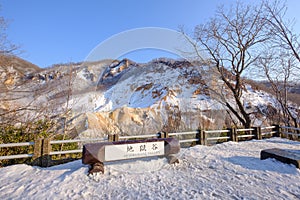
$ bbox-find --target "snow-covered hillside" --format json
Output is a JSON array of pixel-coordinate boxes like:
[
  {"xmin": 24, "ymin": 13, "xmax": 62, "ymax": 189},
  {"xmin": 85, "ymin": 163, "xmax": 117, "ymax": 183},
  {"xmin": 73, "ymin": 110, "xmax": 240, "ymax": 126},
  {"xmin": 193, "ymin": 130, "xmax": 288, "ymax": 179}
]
[
  {"xmin": 0, "ymin": 138, "xmax": 299, "ymax": 199},
  {"xmin": 74, "ymin": 58, "xmax": 282, "ymax": 137},
  {"xmin": 2, "ymin": 57, "xmax": 295, "ymax": 138}
]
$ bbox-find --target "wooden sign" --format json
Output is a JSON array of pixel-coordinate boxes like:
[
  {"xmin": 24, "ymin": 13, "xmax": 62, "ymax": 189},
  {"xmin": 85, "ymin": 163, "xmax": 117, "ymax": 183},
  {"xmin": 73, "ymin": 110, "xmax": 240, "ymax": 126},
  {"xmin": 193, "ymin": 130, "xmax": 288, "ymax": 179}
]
[
  {"xmin": 104, "ymin": 141, "xmax": 165, "ymax": 161},
  {"xmin": 82, "ymin": 138, "xmax": 180, "ymax": 174}
]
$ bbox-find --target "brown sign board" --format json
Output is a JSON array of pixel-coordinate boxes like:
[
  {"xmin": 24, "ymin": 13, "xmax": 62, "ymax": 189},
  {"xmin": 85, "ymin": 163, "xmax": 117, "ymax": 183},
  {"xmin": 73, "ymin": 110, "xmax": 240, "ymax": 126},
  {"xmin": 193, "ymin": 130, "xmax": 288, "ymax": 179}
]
[{"xmin": 82, "ymin": 138, "xmax": 180, "ymax": 174}]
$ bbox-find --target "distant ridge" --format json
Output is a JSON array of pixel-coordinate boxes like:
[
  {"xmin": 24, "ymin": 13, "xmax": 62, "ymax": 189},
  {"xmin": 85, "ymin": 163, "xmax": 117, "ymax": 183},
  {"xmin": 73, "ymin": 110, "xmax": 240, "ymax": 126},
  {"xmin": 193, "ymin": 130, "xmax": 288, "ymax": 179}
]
[
  {"xmin": 0, "ymin": 54, "xmax": 41, "ymax": 75},
  {"xmin": 0, "ymin": 54, "xmax": 41, "ymax": 90}
]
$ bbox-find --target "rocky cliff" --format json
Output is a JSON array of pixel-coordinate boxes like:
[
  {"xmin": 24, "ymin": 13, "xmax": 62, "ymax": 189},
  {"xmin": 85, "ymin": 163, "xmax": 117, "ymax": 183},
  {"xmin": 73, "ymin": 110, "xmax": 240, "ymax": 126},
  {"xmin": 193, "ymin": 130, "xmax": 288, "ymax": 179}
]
[{"xmin": 1, "ymin": 57, "xmax": 290, "ymax": 139}]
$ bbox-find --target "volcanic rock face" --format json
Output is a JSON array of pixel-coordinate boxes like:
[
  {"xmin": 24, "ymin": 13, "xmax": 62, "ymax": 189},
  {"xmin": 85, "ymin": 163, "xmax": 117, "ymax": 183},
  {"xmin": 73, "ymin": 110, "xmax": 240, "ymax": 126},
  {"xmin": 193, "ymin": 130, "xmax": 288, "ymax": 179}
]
[
  {"xmin": 1, "ymin": 57, "xmax": 285, "ymax": 139},
  {"xmin": 77, "ymin": 58, "xmax": 227, "ymax": 137}
]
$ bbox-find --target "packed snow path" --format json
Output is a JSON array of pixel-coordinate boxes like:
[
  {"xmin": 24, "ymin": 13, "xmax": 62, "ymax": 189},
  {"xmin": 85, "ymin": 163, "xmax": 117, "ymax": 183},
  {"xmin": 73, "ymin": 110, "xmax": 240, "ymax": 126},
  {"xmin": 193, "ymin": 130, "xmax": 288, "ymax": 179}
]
[{"xmin": 0, "ymin": 138, "xmax": 299, "ymax": 199}]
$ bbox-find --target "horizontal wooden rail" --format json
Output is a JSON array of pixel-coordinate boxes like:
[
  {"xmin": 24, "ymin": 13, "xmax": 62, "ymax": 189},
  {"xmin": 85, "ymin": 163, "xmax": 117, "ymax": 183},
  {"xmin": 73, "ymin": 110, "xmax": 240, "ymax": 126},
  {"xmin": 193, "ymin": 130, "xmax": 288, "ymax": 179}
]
[
  {"xmin": 204, "ymin": 130, "xmax": 230, "ymax": 134},
  {"xmin": 206, "ymin": 136, "xmax": 230, "ymax": 141},
  {"xmin": 169, "ymin": 131, "xmax": 198, "ymax": 136},
  {"xmin": 50, "ymin": 138, "xmax": 107, "ymax": 144},
  {"xmin": 261, "ymin": 126, "xmax": 276, "ymax": 130},
  {"xmin": 261, "ymin": 131, "xmax": 277, "ymax": 136},
  {"xmin": 179, "ymin": 138, "xmax": 199, "ymax": 143},
  {"xmin": 237, "ymin": 134, "xmax": 255, "ymax": 138},
  {"xmin": 0, "ymin": 141, "xmax": 35, "ymax": 161},
  {"xmin": 236, "ymin": 128, "xmax": 255, "ymax": 132},
  {"xmin": 0, "ymin": 154, "xmax": 33, "ymax": 160},
  {"xmin": 282, "ymin": 131, "xmax": 300, "ymax": 136},
  {"xmin": 119, "ymin": 134, "xmax": 159, "ymax": 140},
  {"xmin": 0, "ymin": 141, "xmax": 34, "ymax": 148},
  {"xmin": 49, "ymin": 149, "xmax": 82, "ymax": 155},
  {"xmin": 280, "ymin": 126, "xmax": 300, "ymax": 131}
]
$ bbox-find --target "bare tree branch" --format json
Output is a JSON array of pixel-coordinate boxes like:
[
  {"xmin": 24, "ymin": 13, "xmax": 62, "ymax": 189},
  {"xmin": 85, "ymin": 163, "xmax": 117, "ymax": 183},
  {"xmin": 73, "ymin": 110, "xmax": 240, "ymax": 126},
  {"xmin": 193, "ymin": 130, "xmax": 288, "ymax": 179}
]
[{"xmin": 187, "ymin": 1, "xmax": 271, "ymax": 128}]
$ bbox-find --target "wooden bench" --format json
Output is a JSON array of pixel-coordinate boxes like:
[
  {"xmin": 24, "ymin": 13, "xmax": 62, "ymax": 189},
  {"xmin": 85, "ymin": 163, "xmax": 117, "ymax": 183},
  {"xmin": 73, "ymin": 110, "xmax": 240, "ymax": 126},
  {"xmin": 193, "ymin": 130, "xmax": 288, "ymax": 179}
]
[{"xmin": 260, "ymin": 148, "xmax": 300, "ymax": 168}]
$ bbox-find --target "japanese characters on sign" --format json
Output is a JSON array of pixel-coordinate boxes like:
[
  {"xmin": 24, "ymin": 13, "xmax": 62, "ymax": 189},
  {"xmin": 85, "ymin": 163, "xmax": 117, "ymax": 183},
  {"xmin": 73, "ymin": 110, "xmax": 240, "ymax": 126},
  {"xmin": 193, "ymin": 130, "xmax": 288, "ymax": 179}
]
[{"xmin": 104, "ymin": 141, "xmax": 165, "ymax": 161}]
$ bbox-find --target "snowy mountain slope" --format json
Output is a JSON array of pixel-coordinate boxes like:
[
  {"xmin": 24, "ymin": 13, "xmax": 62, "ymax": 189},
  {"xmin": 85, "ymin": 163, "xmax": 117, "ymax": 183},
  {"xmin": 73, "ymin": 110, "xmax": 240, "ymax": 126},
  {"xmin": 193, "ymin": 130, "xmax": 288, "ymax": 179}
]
[
  {"xmin": 74, "ymin": 59, "xmax": 230, "ymax": 137},
  {"xmin": 75, "ymin": 58, "xmax": 286, "ymax": 137},
  {"xmin": 94, "ymin": 60, "xmax": 211, "ymax": 111},
  {"xmin": 1, "ymin": 57, "xmax": 293, "ymax": 138},
  {"xmin": 0, "ymin": 138, "xmax": 299, "ymax": 199}
]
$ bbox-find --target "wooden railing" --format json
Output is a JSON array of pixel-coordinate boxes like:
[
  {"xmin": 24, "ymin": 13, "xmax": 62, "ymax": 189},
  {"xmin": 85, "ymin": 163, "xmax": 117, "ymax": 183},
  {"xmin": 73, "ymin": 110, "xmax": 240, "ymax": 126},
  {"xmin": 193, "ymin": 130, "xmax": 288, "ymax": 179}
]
[
  {"xmin": 0, "ymin": 125, "xmax": 298, "ymax": 167},
  {"xmin": 279, "ymin": 126, "xmax": 300, "ymax": 141},
  {"xmin": 0, "ymin": 141, "xmax": 35, "ymax": 160},
  {"xmin": 0, "ymin": 137, "xmax": 107, "ymax": 167},
  {"xmin": 49, "ymin": 138, "xmax": 107, "ymax": 155}
]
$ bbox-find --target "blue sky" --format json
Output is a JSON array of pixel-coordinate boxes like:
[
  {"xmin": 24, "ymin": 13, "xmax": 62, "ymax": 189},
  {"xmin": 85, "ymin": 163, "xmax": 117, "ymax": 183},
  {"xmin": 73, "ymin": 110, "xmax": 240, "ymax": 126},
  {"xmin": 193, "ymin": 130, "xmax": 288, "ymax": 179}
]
[{"xmin": 1, "ymin": 0, "xmax": 300, "ymax": 68}]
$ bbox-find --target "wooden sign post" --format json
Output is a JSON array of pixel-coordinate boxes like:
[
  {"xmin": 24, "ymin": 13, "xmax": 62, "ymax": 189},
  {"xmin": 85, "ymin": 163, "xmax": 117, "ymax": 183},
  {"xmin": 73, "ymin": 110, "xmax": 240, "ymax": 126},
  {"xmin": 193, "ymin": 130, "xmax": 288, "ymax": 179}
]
[{"xmin": 82, "ymin": 138, "xmax": 180, "ymax": 174}]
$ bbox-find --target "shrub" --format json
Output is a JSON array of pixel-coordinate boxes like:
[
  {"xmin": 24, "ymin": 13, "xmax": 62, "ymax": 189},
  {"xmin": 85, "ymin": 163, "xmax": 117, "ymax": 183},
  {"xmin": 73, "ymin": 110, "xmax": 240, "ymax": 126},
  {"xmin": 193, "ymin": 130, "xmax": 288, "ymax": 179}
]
[{"xmin": 0, "ymin": 119, "xmax": 79, "ymax": 166}]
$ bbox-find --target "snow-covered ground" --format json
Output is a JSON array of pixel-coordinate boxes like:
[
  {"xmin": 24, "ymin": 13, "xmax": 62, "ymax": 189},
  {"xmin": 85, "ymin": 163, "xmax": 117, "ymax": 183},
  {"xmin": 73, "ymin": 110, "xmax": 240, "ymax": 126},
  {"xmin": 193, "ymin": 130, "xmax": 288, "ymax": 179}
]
[{"xmin": 0, "ymin": 138, "xmax": 299, "ymax": 199}]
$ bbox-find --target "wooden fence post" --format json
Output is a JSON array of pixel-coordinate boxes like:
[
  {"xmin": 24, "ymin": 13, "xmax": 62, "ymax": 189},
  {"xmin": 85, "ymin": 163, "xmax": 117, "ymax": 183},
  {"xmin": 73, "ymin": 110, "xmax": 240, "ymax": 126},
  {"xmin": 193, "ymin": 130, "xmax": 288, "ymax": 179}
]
[
  {"xmin": 158, "ymin": 131, "xmax": 163, "ymax": 138},
  {"xmin": 108, "ymin": 134, "xmax": 114, "ymax": 142},
  {"xmin": 165, "ymin": 132, "xmax": 169, "ymax": 138},
  {"xmin": 196, "ymin": 130, "xmax": 200, "ymax": 145},
  {"xmin": 114, "ymin": 134, "xmax": 119, "ymax": 142},
  {"xmin": 196, "ymin": 129, "xmax": 206, "ymax": 145},
  {"xmin": 158, "ymin": 131, "xmax": 168, "ymax": 138},
  {"xmin": 273, "ymin": 124, "xmax": 281, "ymax": 138},
  {"xmin": 229, "ymin": 128, "xmax": 238, "ymax": 142},
  {"xmin": 108, "ymin": 134, "xmax": 120, "ymax": 142},
  {"xmin": 253, "ymin": 127, "xmax": 262, "ymax": 140},
  {"xmin": 32, "ymin": 138, "xmax": 43, "ymax": 166},
  {"xmin": 41, "ymin": 138, "xmax": 52, "ymax": 167},
  {"xmin": 203, "ymin": 130, "xmax": 207, "ymax": 145}
]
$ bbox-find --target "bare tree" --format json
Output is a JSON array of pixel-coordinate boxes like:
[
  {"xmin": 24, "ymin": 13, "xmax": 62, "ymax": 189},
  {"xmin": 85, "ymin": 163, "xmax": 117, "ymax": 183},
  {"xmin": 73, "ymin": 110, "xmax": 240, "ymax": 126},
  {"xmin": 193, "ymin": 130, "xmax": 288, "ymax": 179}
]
[
  {"xmin": 187, "ymin": 2, "xmax": 271, "ymax": 128},
  {"xmin": 264, "ymin": 0, "xmax": 300, "ymax": 66},
  {"xmin": 58, "ymin": 64, "xmax": 77, "ymax": 153},
  {"xmin": 0, "ymin": 11, "xmax": 55, "ymax": 143},
  {"xmin": 258, "ymin": 0, "xmax": 300, "ymax": 128},
  {"xmin": 0, "ymin": 10, "xmax": 19, "ymax": 55},
  {"xmin": 258, "ymin": 50, "xmax": 299, "ymax": 127}
]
